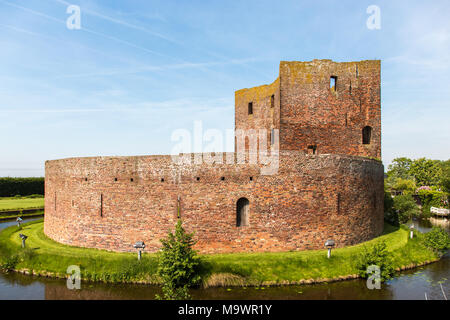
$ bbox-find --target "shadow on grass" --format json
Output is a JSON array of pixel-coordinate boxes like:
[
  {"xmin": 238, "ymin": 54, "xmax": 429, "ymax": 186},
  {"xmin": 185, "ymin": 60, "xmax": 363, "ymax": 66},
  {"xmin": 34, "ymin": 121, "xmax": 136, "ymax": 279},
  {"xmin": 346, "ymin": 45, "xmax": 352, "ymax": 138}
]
[{"xmin": 381, "ymin": 222, "xmax": 400, "ymax": 236}]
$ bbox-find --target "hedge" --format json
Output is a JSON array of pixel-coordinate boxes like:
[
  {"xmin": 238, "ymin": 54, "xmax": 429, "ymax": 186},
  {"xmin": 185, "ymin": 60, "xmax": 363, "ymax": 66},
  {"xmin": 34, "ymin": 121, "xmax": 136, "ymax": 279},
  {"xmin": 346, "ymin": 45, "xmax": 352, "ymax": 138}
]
[{"xmin": 0, "ymin": 178, "xmax": 44, "ymax": 197}]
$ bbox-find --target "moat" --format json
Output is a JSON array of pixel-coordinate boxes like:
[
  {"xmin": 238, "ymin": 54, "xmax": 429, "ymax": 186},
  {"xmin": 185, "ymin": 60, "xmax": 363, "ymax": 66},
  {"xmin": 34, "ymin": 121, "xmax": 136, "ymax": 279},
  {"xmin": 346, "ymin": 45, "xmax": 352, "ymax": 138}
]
[{"xmin": 0, "ymin": 217, "xmax": 448, "ymax": 300}]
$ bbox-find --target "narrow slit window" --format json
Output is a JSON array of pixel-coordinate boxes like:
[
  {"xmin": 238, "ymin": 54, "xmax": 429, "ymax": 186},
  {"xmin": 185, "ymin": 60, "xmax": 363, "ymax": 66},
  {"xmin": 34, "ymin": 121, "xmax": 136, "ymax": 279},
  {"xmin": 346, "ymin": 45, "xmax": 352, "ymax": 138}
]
[
  {"xmin": 270, "ymin": 95, "xmax": 274, "ymax": 108},
  {"xmin": 248, "ymin": 102, "xmax": 253, "ymax": 115},
  {"xmin": 330, "ymin": 76, "xmax": 337, "ymax": 92},
  {"xmin": 100, "ymin": 194, "xmax": 103, "ymax": 217}
]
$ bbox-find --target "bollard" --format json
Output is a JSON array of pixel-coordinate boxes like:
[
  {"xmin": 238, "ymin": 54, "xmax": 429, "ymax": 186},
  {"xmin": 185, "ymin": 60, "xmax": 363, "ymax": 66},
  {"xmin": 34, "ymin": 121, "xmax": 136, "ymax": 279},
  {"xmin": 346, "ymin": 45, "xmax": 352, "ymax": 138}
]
[
  {"xmin": 133, "ymin": 241, "xmax": 146, "ymax": 261},
  {"xmin": 19, "ymin": 234, "xmax": 28, "ymax": 248},
  {"xmin": 324, "ymin": 240, "xmax": 335, "ymax": 259}
]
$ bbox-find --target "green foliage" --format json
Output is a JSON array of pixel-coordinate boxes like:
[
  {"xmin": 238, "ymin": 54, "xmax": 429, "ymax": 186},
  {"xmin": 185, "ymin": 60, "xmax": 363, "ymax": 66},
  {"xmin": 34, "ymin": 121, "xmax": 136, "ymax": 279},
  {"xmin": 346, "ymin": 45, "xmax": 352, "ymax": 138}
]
[
  {"xmin": 156, "ymin": 219, "xmax": 201, "ymax": 300},
  {"xmin": 386, "ymin": 158, "xmax": 449, "ymax": 197},
  {"xmin": 439, "ymin": 160, "xmax": 450, "ymax": 193},
  {"xmin": 387, "ymin": 157, "xmax": 413, "ymax": 180},
  {"xmin": 410, "ymin": 158, "xmax": 442, "ymax": 187},
  {"xmin": 392, "ymin": 178, "xmax": 416, "ymax": 195},
  {"xmin": 393, "ymin": 194, "xmax": 421, "ymax": 224},
  {"xmin": 0, "ymin": 178, "xmax": 44, "ymax": 197},
  {"xmin": 422, "ymin": 227, "xmax": 450, "ymax": 257},
  {"xmin": 417, "ymin": 189, "xmax": 449, "ymax": 216},
  {"xmin": 0, "ymin": 253, "xmax": 19, "ymax": 271},
  {"xmin": 383, "ymin": 192, "xmax": 398, "ymax": 226},
  {"xmin": 355, "ymin": 241, "xmax": 395, "ymax": 282}
]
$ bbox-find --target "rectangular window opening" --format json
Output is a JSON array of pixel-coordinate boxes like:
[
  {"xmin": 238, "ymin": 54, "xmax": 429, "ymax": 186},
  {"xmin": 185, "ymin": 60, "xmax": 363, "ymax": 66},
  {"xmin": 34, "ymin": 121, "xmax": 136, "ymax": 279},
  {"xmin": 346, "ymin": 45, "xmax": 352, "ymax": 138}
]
[
  {"xmin": 248, "ymin": 102, "xmax": 253, "ymax": 115},
  {"xmin": 330, "ymin": 76, "xmax": 337, "ymax": 92},
  {"xmin": 270, "ymin": 95, "xmax": 274, "ymax": 108},
  {"xmin": 307, "ymin": 145, "xmax": 317, "ymax": 155}
]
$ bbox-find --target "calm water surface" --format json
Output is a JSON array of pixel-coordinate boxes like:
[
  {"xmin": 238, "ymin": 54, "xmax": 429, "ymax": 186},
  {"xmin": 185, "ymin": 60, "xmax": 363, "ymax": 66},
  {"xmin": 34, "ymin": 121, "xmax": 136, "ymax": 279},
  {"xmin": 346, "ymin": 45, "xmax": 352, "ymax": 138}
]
[{"xmin": 0, "ymin": 217, "xmax": 448, "ymax": 300}]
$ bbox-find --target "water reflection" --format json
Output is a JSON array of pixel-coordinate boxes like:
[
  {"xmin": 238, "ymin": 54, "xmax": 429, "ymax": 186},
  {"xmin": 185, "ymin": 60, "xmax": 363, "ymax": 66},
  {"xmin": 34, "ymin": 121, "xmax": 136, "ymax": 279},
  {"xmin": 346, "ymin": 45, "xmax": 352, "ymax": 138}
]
[{"xmin": 0, "ymin": 217, "xmax": 448, "ymax": 300}]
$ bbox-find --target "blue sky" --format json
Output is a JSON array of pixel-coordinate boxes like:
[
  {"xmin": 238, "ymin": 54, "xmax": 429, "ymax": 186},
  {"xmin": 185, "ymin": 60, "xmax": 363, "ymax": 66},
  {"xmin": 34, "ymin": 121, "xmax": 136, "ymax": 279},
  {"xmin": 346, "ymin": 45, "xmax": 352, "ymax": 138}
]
[{"xmin": 0, "ymin": 0, "xmax": 449, "ymax": 176}]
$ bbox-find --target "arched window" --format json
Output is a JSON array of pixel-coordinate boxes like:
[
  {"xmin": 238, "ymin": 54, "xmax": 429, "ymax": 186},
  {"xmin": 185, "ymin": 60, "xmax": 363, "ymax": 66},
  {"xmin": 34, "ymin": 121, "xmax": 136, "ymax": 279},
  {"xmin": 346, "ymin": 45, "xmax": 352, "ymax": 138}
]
[
  {"xmin": 362, "ymin": 126, "xmax": 372, "ymax": 144},
  {"xmin": 236, "ymin": 198, "xmax": 249, "ymax": 227}
]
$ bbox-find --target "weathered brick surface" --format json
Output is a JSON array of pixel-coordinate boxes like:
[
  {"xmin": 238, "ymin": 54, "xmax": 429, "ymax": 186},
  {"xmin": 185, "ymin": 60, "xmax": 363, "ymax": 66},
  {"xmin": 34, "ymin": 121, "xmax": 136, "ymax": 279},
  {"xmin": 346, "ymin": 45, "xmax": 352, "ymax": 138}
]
[
  {"xmin": 236, "ymin": 60, "xmax": 381, "ymax": 158},
  {"xmin": 44, "ymin": 153, "xmax": 384, "ymax": 254},
  {"xmin": 44, "ymin": 59, "xmax": 384, "ymax": 254}
]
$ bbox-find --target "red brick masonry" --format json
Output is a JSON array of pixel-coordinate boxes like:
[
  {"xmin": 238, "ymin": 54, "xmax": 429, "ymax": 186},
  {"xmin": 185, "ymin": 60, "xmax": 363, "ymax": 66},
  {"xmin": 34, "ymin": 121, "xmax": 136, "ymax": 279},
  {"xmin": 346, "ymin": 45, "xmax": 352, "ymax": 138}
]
[{"xmin": 44, "ymin": 60, "xmax": 384, "ymax": 253}]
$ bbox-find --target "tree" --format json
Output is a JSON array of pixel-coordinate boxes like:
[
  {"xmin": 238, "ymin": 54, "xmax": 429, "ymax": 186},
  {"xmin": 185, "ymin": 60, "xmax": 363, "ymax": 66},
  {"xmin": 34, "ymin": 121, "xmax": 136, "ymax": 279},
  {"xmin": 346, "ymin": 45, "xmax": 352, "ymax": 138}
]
[
  {"xmin": 391, "ymin": 178, "xmax": 416, "ymax": 195},
  {"xmin": 410, "ymin": 158, "xmax": 442, "ymax": 187},
  {"xmin": 387, "ymin": 157, "xmax": 413, "ymax": 180},
  {"xmin": 439, "ymin": 160, "xmax": 450, "ymax": 193},
  {"xmin": 156, "ymin": 219, "xmax": 201, "ymax": 300},
  {"xmin": 393, "ymin": 194, "xmax": 421, "ymax": 224}
]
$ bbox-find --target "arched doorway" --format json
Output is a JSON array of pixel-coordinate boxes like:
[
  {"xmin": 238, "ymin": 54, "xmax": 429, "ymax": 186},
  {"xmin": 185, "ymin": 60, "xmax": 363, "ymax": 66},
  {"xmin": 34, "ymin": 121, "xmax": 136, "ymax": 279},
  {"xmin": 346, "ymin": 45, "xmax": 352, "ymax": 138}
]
[{"xmin": 236, "ymin": 198, "xmax": 249, "ymax": 227}]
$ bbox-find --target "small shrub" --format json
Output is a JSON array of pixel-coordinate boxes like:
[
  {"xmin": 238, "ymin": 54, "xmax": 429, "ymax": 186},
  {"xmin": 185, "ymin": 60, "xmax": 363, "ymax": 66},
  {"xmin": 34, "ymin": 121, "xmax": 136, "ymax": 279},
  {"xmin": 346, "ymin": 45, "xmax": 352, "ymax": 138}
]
[
  {"xmin": 393, "ymin": 194, "xmax": 421, "ymax": 224},
  {"xmin": 422, "ymin": 227, "xmax": 450, "ymax": 257},
  {"xmin": 355, "ymin": 241, "xmax": 395, "ymax": 282},
  {"xmin": 156, "ymin": 219, "xmax": 201, "ymax": 300},
  {"xmin": 0, "ymin": 254, "xmax": 19, "ymax": 272}
]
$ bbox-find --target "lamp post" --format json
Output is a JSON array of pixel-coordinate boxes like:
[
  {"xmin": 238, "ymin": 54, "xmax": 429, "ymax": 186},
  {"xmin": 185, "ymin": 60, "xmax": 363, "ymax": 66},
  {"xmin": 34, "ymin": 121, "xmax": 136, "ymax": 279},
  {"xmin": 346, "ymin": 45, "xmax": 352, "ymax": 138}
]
[
  {"xmin": 16, "ymin": 217, "xmax": 23, "ymax": 228},
  {"xmin": 410, "ymin": 224, "xmax": 414, "ymax": 239},
  {"xmin": 19, "ymin": 234, "xmax": 28, "ymax": 248},
  {"xmin": 133, "ymin": 241, "xmax": 146, "ymax": 260},
  {"xmin": 325, "ymin": 240, "xmax": 335, "ymax": 259}
]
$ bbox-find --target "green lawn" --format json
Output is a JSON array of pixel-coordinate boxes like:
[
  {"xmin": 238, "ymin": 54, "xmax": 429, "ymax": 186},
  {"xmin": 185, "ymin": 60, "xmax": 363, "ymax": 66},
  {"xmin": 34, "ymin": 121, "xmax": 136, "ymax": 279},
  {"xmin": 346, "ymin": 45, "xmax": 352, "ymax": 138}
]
[
  {"xmin": 0, "ymin": 197, "xmax": 44, "ymax": 212},
  {"xmin": 0, "ymin": 219, "xmax": 438, "ymax": 286}
]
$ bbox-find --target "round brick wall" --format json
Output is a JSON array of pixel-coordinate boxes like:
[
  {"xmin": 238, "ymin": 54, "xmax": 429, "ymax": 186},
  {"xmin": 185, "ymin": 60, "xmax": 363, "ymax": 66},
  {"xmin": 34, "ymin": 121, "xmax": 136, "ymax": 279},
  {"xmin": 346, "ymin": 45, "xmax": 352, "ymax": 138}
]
[{"xmin": 44, "ymin": 152, "xmax": 384, "ymax": 254}]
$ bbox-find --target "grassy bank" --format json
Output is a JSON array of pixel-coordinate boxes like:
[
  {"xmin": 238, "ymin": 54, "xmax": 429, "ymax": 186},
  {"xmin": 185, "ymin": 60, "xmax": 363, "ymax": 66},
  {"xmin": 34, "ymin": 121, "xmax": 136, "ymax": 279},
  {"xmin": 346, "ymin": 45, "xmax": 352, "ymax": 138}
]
[
  {"xmin": 0, "ymin": 220, "xmax": 439, "ymax": 287},
  {"xmin": 0, "ymin": 196, "xmax": 44, "ymax": 212}
]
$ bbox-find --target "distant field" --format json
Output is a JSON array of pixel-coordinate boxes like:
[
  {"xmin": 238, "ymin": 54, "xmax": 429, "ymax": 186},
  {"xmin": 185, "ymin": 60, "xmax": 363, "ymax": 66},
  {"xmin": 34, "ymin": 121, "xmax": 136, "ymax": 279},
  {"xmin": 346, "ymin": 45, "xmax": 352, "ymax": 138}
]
[{"xmin": 0, "ymin": 197, "xmax": 44, "ymax": 211}]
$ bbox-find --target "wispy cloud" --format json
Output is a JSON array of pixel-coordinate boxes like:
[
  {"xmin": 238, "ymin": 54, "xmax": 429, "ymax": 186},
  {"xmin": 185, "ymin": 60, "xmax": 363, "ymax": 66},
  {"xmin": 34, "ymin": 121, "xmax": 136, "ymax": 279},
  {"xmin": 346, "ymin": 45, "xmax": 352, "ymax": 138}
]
[
  {"xmin": 52, "ymin": 0, "xmax": 178, "ymax": 44},
  {"xmin": 0, "ymin": 0, "xmax": 174, "ymax": 59}
]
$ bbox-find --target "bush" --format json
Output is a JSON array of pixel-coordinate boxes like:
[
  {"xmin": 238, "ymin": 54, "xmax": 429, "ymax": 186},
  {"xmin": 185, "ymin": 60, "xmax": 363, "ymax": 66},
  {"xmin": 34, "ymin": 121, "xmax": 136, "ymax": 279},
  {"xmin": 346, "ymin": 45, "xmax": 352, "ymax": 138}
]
[
  {"xmin": 156, "ymin": 219, "xmax": 201, "ymax": 300},
  {"xmin": 422, "ymin": 227, "xmax": 450, "ymax": 257},
  {"xmin": 0, "ymin": 178, "xmax": 44, "ymax": 197},
  {"xmin": 0, "ymin": 254, "xmax": 19, "ymax": 272},
  {"xmin": 393, "ymin": 194, "xmax": 421, "ymax": 224},
  {"xmin": 417, "ymin": 189, "xmax": 449, "ymax": 217},
  {"xmin": 355, "ymin": 241, "xmax": 395, "ymax": 282}
]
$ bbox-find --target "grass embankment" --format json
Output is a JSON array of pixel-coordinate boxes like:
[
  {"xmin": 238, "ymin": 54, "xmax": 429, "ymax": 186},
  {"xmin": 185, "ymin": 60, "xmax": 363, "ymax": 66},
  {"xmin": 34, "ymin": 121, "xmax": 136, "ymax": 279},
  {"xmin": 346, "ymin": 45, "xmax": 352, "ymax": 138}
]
[
  {"xmin": 0, "ymin": 197, "xmax": 44, "ymax": 212},
  {"xmin": 0, "ymin": 220, "xmax": 439, "ymax": 287}
]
